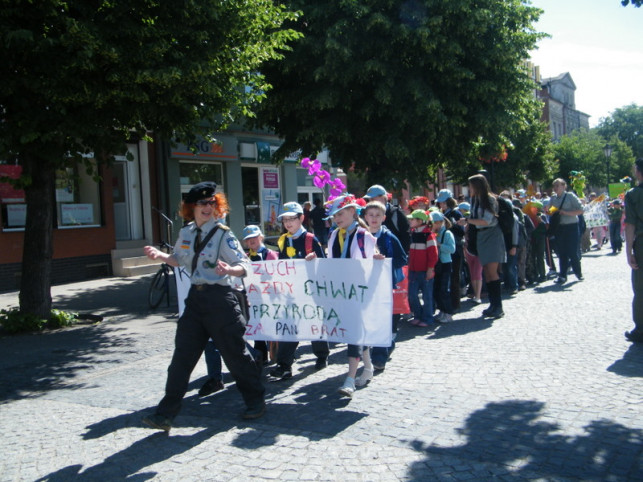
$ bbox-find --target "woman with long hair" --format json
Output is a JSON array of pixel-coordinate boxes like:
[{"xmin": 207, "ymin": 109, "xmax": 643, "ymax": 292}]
[{"xmin": 458, "ymin": 174, "xmax": 506, "ymax": 318}]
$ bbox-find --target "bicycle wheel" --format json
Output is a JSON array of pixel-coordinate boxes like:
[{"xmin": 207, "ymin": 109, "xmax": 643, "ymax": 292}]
[{"xmin": 148, "ymin": 267, "xmax": 167, "ymax": 309}]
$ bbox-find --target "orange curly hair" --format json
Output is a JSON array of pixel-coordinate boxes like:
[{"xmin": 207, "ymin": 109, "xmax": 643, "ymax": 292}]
[{"xmin": 179, "ymin": 193, "xmax": 229, "ymax": 222}]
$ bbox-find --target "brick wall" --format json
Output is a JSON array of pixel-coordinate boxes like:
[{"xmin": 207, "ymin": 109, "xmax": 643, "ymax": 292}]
[{"xmin": 0, "ymin": 254, "xmax": 112, "ymax": 292}]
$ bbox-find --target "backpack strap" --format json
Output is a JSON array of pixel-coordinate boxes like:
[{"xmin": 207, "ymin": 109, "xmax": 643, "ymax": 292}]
[
  {"xmin": 304, "ymin": 232, "xmax": 315, "ymax": 255},
  {"xmin": 356, "ymin": 228, "xmax": 367, "ymax": 258}
]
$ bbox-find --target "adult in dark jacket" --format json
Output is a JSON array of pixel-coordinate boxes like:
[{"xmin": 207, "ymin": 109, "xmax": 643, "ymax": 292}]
[{"xmin": 364, "ymin": 184, "xmax": 410, "ymax": 253}]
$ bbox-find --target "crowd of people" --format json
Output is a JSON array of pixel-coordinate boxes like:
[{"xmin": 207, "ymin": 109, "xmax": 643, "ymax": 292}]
[{"xmin": 140, "ymin": 171, "xmax": 634, "ymax": 432}]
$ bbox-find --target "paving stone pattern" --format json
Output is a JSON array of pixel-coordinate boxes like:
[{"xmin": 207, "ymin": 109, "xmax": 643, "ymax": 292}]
[{"xmin": 0, "ymin": 250, "xmax": 641, "ymax": 481}]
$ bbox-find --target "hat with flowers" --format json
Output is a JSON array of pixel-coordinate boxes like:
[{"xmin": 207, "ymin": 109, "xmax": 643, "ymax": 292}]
[{"xmin": 324, "ymin": 194, "xmax": 362, "ymax": 219}]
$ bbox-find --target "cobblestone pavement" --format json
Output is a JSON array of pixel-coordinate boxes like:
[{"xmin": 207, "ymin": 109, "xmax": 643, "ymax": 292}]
[{"xmin": 0, "ymin": 249, "xmax": 641, "ymax": 481}]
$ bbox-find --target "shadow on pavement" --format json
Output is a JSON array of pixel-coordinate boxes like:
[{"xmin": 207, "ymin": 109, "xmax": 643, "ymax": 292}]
[
  {"xmin": 426, "ymin": 316, "xmax": 494, "ymax": 339},
  {"xmin": 39, "ymin": 410, "xmax": 219, "ymax": 481},
  {"xmin": 50, "ymin": 276, "xmax": 178, "ymax": 322},
  {"xmin": 607, "ymin": 343, "xmax": 643, "ymax": 378},
  {"xmin": 0, "ymin": 323, "xmax": 139, "ymax": 402},
  {"xmin": 406, "ymin": 400, "xmax": 643, "ymax": 480}
]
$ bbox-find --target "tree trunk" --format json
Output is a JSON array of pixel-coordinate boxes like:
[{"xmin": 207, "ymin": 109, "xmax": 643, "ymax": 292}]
[{"xmin": 19, "ymin": 153, "xmax": 54, "ymax": 319}]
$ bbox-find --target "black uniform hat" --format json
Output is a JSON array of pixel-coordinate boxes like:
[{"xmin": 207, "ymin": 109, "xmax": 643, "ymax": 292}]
[{"xmin": 185, "ymin": 181, "xmax": 217, "ymax": 203}]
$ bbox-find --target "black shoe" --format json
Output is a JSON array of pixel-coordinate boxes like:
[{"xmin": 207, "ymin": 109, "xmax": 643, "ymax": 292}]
[
  {"xmin": 242, "ymin": 403, "xmax": 266, "ymax": 420},
  {"xmin": 268, "ymin": 365, "xmax": 292, "ymax": 380},
  {"xmin": 485, "ymin": 306, "xmax": 505, "ymax": 319},
  {"xmin": 142, "ymin": 413, "xmax": 172, "ymax": 432},
  {"xmin": 314, "ymin": 358, "xmax": 328, "ymax": 370},
  {"xmin": 554, "ymin": 277, "xmax": 566, "ymax": 284},
  {"xmin": 482, "ymin": 306, "xmax": 494, "ymax": 317},
  {"xmin": 625, "ymin": 331, "xmax": 643, "ymax": 343},
  {"xmin": 576, "ymin": 275, "xmax": 584, "ymax": 281},
  {"xmin": 198, "ymin": 378, "xmax": 225, "ymax": 397}
]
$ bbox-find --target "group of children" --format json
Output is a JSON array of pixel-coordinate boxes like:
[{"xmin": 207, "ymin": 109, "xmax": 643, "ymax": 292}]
[{"xmin": 195, "ymin": 187, "xmax": 466, "ymax": 399}]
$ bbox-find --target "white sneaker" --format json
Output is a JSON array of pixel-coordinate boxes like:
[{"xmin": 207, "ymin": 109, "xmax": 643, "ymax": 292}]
[
  {"xmin": 471, "ymin": 298, "xmax": 482, "ymax": 305},
  {"xmin": 434, "ymin": 311, "xmax": 445, "ymax": 322},
  {"xmin": 441, "ymin": 313, "xmax": 454, "ymax": 323},
  {"xmin": 355, "ymin": 368, "xmax": 373, "ymax": 387},
  {"xmin": 338, "ymin": 378, "xmax": 356, "ymax": 398}
]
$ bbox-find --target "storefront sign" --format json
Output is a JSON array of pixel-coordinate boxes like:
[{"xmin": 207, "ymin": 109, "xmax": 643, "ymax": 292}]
[
  {"xmin": 0, "ymin": 165, "xmax": 25, "ymax": 202},
  {"xmin": 171, "ymin": 135, "xmax": 237, "ymax": 161},
  {"xmin": 61, "ymin": 204, "xmax": 94, "ymax": 225},
  {"xmin": 263, "ymin": 169, "xmax": 279, "ymax": 189},
  {"xmin": 6, "ymin": 203, "xmax": 26, "ymax": 227}
]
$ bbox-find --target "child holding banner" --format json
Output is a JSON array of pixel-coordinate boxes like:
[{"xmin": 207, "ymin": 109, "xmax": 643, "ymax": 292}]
[
  {"xmin": 363, "ymin": 200, "xmax": 407, "ymax": 372},
  {"xmin": 407, "ymin": 209, "xmax": 439, "ymax": 327},
  {"xmin": 243, "ymin": 225, "xmax": 278, "ymax": 365},
  {"xmin": 268, "ymin": 202, "xmax": 329, "ymax": 381},
  {"xmin": 326, "ymin": 195, "xmax": 378, "ymax": 398}
]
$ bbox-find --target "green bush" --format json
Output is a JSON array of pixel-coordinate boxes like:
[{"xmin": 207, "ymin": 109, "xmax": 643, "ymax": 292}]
[{"xmin": 0, "ymin": 308, "xmax": 79, "ymax": 334}]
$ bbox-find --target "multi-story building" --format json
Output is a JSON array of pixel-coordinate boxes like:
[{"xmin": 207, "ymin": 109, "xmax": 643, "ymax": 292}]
[{"xmin": 535, "ymin": 70, "xmax": 591, "ymax": 141}]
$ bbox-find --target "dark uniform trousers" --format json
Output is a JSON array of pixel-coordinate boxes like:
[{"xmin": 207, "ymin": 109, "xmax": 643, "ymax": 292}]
[
  {"xmin": 631, "ymin": 237, "xmax": 643, "ymax": 338},
  {"xmin": 157, "ymin": 284, "xmax": 265, "ymax": 419},
  {"xmin": 276, "ymin": 341, "xmax": 329, "ymax": 368}
]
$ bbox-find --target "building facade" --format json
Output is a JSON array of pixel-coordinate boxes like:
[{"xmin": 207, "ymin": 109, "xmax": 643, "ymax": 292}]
[{"xmin": 537, "ymin": 72, "xmax": 590, "ymax": 141}]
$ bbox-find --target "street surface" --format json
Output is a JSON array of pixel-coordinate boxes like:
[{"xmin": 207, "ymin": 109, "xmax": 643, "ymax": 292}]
[{"xmin": 0, "ymin": 249, "xmax": 641, "ymax": 481}]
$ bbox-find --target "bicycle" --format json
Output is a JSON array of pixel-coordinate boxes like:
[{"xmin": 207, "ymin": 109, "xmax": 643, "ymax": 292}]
[
  {"xmin": 148, "ymin": 208, "xmax": 176, "ymax": 310},
  {"xmin": 148, "ymin": 241, "xmax": 174, "ymax": 309}
]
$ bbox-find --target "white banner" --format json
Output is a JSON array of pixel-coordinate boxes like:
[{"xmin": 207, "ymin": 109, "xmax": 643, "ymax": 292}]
[
  {"xmin": 245, "ymin": 258, "xmax": 392, "ymax": 346},
  {"xmin": 584, "ymin": 200, "xmax": 609, "ymax": 228},
  {"xmin": 175, "ymin": 259, "xmax": 393, "ymax": 347}
]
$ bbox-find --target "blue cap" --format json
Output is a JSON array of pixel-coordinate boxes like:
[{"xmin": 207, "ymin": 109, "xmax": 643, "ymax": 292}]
[
  {"xmin": 458, "ymin": 202, "xmax": 470, "ymax": 211},
  {"xmin": 242, "ymin": 225, "xmax": 263, "ymax": 240},
  {"xmin": 430, "ymin": 211, "xmax": 445, "ymax": 222},
  {"xmin": 278, "ymin": 202, "xmax": 304, "ymax": 219},
  {"xmin": 436, "ymin": 189, "xmax": 453, "ymax": 203},
  {"xmin": 364, "ymin": 184, "xmax": 387, "ymax": 198}
]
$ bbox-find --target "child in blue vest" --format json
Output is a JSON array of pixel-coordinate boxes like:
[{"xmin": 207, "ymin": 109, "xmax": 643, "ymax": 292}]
[
  {"xmin": 363, "ymin": 200, "xmax": 408, "ymax": 372},
  {"xmin": 326, "ymin": 195, "xmax": 378, "ymax": 398},
  {"xmin": 431, "ymin": 211, "xmax": 456, "ymax": 323},
  {"xmin": 268, "ymin": 202, "xmax": 328, "ymax": 381}
]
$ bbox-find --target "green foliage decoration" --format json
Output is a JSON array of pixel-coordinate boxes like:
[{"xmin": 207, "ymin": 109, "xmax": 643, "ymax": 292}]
[{"xmin": 0, "ymin": 308, "xmax": 79, "ymax": 334}]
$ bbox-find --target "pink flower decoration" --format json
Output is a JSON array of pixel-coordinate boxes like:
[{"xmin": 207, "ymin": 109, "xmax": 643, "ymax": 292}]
[
  {"xmin": 301, "ymin": 157, "xmax": 312, "ymax": 169},
  {"xmin": 329, "ymin": 187, "xmax": 343, "ymax": 199},
  {"xmin": 313, "ymin": 176, "xmax": 326, "ymax": 189},
  {"xmin": 330, "ymin": 178, "xmax": 346, "ymax": 191}
]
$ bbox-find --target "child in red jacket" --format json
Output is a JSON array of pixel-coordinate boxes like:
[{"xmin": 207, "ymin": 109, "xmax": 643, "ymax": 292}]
[{"xmin": 406, "ymin": 210, "xmax": 439, "ymax": 327}]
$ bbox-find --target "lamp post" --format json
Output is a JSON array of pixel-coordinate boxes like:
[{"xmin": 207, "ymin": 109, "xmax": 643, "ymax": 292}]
[{"xmin": 603, "ymin": 143, "xmax": 613, "ymax": 194}]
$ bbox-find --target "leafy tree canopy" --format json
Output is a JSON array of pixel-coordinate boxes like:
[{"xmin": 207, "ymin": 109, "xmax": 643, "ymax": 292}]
[
  {"xmin": 0, "ymin": 0, "xmax": 300, "ymax": 317},
  {"xmin": 1, "ymin": 0, "xmax": 300, "ymax": 172},
  {"xmin": 552, "ymin": 128, "xmax": 634, "ymax": 192},
  {"xmin": 445, "ymin": 98, "xmax": 556, "ymax": 190},
  {"xmin": 254, "ymin": 0, "xmax": 546, "ymax": 187},
  {"xmin": 597, "ymin": 104, "xmax": 643, "ymax": 160}
]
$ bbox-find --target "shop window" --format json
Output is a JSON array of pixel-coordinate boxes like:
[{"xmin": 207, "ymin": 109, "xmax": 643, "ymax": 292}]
[
  {"xmin": 1, "ymin": 161, "xmax": 102, "ymax": 230},
  {"xmin": 55, "ymin": 162, "xmax": 102, "ymax": 228},
  {"xmin": 0, "ymin": 164, "xmax": 25, "ymax": 231},
  {"xmin": 179, "ymin": 161, "xmax": 223, "ymax": 198}
]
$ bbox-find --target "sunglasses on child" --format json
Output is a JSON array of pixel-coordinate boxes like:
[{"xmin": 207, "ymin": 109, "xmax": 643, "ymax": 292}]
[{"xmin": 196, "ymin": 198, "xmax": 217, "ymax": 206}]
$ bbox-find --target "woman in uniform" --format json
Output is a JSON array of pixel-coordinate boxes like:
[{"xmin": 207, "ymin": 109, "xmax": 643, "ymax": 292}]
[{"xmin": 142, "ymin": 181, "xmax": 265, "ymax": 432}]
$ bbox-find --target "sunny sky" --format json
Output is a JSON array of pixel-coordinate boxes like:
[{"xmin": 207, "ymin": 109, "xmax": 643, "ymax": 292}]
[{"xmin": 528, "ymin": 0, "xmax": 643, "ymax": 127}]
